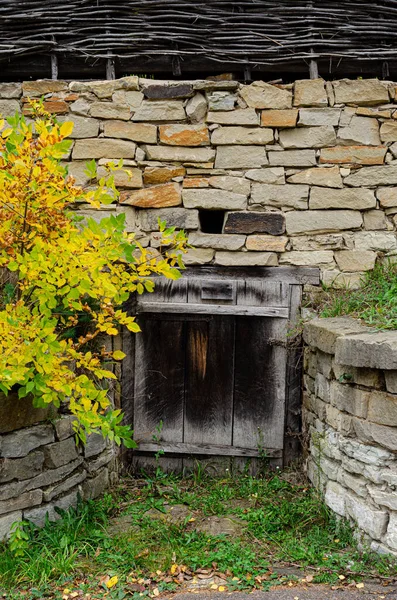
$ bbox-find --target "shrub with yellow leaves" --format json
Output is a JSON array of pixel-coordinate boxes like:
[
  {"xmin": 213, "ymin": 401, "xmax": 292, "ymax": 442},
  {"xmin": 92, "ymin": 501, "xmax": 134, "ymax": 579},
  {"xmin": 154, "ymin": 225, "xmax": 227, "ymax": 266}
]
[{"xmin": 0, "ymin": 101, "xmax": 188, "ymax": 447}]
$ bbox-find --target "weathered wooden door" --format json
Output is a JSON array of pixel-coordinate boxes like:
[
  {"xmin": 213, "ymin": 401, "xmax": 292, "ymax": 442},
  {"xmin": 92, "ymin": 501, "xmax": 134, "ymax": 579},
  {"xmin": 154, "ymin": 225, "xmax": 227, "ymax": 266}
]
[{"xmin": 122, "ymin": 266, "xmax": 319, "ymax": 470}]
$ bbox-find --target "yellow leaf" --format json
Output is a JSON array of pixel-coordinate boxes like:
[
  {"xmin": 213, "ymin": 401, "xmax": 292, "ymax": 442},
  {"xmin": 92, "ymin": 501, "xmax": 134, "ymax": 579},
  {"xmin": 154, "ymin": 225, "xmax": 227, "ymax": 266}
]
[
  {"xmin": 356, "ymin": 583, "xmax": 364, "ymax": 589},
  {"xmin": 106, "ymin": 576, "xmax": 118, "ymax": 589},
  {"xmin": 338, "ymin": 575, "xmax": 345, "ymax": 580},
  {"xmin": 153, "ymin": 588, "xmax": 160, "ymax": 597},
  {"xmin": 218, "ymin": 586, "xmax": 226, "ymax": 592},
  {"xmin": 113, "ymin": 350, "xmax": 126, "ymax": 360},
  {"xmin": 210, "ymin": 585, "xmax": 218, "ymax": 590},
  {"xmin": 60, "ymin": 121, "xmax": 74, "ymax": 138},
  {"xmin": 170, "ymin": 564, "xmax": 178, "ymax": 575}
]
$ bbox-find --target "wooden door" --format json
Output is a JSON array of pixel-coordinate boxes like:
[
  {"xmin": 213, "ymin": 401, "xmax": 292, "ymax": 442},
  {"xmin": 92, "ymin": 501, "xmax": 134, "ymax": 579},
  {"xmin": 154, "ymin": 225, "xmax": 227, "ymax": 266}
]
[{"xmin": 123, "ymin": 267, "xmax": 319, "ymax": 470}]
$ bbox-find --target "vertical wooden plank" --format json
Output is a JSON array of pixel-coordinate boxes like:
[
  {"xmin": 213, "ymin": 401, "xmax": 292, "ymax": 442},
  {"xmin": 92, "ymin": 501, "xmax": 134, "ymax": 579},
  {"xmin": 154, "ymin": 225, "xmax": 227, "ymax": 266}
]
[
  {"xmin": 233, "ymin": 317, "xmax": 287, "ymax": 451},
  {"xmin": 184, "ymin": 316, "xmax": 235, "ymax": 446},
  {"xmin": 149, "ymin": 278, "xmax": 188, "ymax": 303},
  {"xmin": 284, "ymin": 284, "xmax": 303, "ymax": 466},
  {"xmin": 237, "ymin": 280, "xmax": 290, "ymax": 307},
  {"xmin": 120, "ymin": 297, "xmax": 136, "ymax": 469},
  {"xmin": 133, "ymin": 317, "xmax": 185, "ymax": 444}
]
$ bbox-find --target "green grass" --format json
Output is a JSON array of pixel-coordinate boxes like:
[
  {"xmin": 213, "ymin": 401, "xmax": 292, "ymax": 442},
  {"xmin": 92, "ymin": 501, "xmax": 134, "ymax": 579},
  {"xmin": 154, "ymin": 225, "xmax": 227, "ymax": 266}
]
[
  {"xmin": 313, "ymin": 260, "xmax": 397, "ymax": 329},
  {"xmin": 1, "ymin": 469, "xmax": 396, "ymax": 599}
]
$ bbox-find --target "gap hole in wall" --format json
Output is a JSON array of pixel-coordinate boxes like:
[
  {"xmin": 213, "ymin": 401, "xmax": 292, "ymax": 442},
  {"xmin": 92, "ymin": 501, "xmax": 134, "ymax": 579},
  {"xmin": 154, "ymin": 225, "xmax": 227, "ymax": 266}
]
[{"xmin": 199, "ymin": 210, "xmax": 226, "ymax": 234}]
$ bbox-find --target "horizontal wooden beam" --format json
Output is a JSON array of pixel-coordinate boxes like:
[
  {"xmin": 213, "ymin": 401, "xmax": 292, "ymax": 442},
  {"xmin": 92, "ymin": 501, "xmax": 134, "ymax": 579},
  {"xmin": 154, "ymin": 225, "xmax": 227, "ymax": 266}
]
[
  {"xmin": 137, "ymin": 302, "xmax": 289, "ymax": 318},
  {"xmin": 136, "ymin": 441, "xmax": 283, "ymax": 458}
]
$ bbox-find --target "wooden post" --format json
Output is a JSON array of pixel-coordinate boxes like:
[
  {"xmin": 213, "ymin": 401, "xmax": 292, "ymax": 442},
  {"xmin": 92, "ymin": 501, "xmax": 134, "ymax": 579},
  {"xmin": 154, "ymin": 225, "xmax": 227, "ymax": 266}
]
[
  {"xmin": 50, "ymin": 54, "xmax": 58, "ymax": 80},
  {"xmin": 309, "ymin": 49, "xmax": 319, "ymax": 79},
  {"xmin": 106, "ymin": 52, "xmax": 116, "ymax": 80}
]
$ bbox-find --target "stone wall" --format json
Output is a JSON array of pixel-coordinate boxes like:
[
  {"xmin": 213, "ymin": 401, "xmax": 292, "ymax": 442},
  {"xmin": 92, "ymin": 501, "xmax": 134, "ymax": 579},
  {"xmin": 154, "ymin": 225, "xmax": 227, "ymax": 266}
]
[
  {"xmin": 2, "ymin": 76, "xmax": 397, "ymax": 286},
  {"xmin": 0, "ymin": 406, "xmax": 117, "ymax": 540},
  {"xmin": 303, "ymin": 317, "xmax": 397, "ymax": 555}
]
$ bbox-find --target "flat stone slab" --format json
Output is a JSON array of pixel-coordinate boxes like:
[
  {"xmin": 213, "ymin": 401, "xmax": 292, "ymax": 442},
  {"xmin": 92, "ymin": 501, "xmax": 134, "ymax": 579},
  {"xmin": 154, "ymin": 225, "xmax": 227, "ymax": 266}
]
[
  {"xmin": 145, "ymin": 503, "xmax": 193, "ymax": 524},
  {"xmin": 335, "ymin": 331, "xmax": 397, "ymax": 370},
  {"xmin": 303, "ymin": 318, "xmax": 370, "ymax": 355},
  {"xmin": 195, "ymin": 515, "xmax": 246, "ymax": 536}
]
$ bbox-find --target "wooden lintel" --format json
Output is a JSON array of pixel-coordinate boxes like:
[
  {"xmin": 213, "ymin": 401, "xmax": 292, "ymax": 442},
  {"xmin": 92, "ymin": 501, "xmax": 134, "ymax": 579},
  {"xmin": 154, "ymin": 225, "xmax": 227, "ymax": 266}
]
[
  {"xmin": 136, "ymin": 302, "xmax": 289, "ymax": 318},
  {"xmin": 136, "ymin": 441, "xmax": 283, "ymax": 458}
]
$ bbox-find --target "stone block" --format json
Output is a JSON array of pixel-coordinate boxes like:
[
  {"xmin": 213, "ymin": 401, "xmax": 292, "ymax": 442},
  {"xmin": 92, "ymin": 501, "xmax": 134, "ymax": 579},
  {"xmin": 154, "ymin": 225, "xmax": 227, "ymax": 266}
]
[
  {"xmin": 186, "ymin": 93, "xmax": 207, "ymax": 123},
  {"xmin": 72, "ymin": 138, "xmax": 136, "ymax": 160},
  {"xmin": 324, "ymin": 481, "xmax": 346, "ymax": 516},
  {"xmin": 188, "ymin": 232, "xmax": 245, "ymax": 251},
  {"xmin": 325, "ymin": 405, "xmax": 353, "ymax": 434},
  {"xmin": 0, "ymin": 83, "xmax": 22, "ymax": 98},
  {"xmin": 159, "ymin": 124, "xmax": 209, "ymax": 146},
  {"xmin": 0, "ymin": 490, "xmax": 42, "ymax": 516},
  {"xmin": 183, "ymin": 248, "xmax": 214, "ymax": 265},
  {"xmin": 354, "ymin": 231, "xmax": 397, "ymax": 252},
  {"xmin": 368, "ymin": 487, "xmax": 397, "ymax": 511},
  {"xmin": 0, "ymin": 393, "xmax": 57, "ymax": 435},
  {"xmin": 0, "ymin": 452, "xmax": 44, "ymax": 483},
  {"xmin": 207, "ymin": 91, "xmax": 236, "ymax": 111},
  {"xmin": 345, "ymin": 493, "xmax": 388, "ymax": 540},
  {"xmin": 215, "ymin": 145, "xmax": 267, "ymax": 169},
  {"xmin": 182, "ymin": 188, "xmax": 246, "ymax": 210},
  {"xmin": 315, "ymin": 371, "xmax": 332, "ymax": 401},
  {"xmin": 279, "ymin": 251, "xmax": 334, "ymax": 266},
  {"xmin": 24, "ymin": 490, "xmax": 79, "ymax": 527},
  {"xmin": 268, "ymin": 150, "xmax": 317, "ymax": 167},
  {"xmin": 319, "ymin": 145, "xmax": 386, "ymax": 165},
  {"xmin": 1, "ymin": 425, "xmax": 54, "ymax": 458},
  {"xmin": 293, "ymin": 234, "xmax": 347, "ymax": 251},
  {"xmin": 104, "ymin": 121, "xmax": 157, "ymax": 143},
  {"xmin": 380, "ymin": 121, "xmax": 397, "ymax": 142},
  {"xmin": 0, "ymin": 511, "xmax": 23, "ymax": 540},
  {"xmin": 90, "ymin": 102, "xmax": 130, "ymax": 120},
  {"xmin": 112, "ymin": 90, "xmax": 144, "ymax": 109},
  {"xmin": 340, "ymin": 435, "xmax": 393, "ymax": 465},
  {"xmin": 44, "ymin": 470, "xmax": 87, "ymax": 502},
  {"xmin": 70, "ymin": 77, "xmax": 138, "ymax": 98},
  {"xmin": 345, "ymin": 165, "xmax": 397, "ymax": 186},
  {"xmin": 239, "ymin": 81, "xmax": 292, "ymax": 109},
  {"xmin": 334, "ymin": 250, "xmax": 377, "ymax": 272},
  {"xmin": 22, "ymin": 79, "xmax": 67, "ymax": 96},
  {"xmin": 246, "ymin": 235, "xmax": 288, "ymax": 252},
  {"xmin": 377, "ymin": 187, "xmax": 397, "ymax": 208},
  {"xmin": 309, "ymin": 187, "xmax": 375, "ymax": 210},
  {"xmin": 337, "ymin": 471, "xmax": 368, "ymax": 498},
  {"xmin": 384, "ymin": 512, "xmax": 397, "ymax": 551},
  {"xmin": 286, "ymin": 210, "xmax": 362, "ymax": 235},
  {"xmin": 245, "ymin": 168, "xmax": 285, "ymax": 185},
  {"xmin": 354, "ymin": 418, "xmax": 397, "ymax": 452},
  {"xmin": 363, "ymin": 210, "xmax": 388, "ymax": 231},
  {"xmin": 144, "ymin": 166, "xmax": 185, "ymax": 185},
  {"xmin": 211, "ymin": 126, "xmax": 273, "ymax": 145},
  {"xmin": 97, "ymin": 165, "xmax": 143, "ymax": 189},
  {"xmin": 86, "ymin": 449, "xmax": 115, "ymax": 474},
  {"xmin": 338, "ymin": 116, "xmax": 381, "ymax": 146},
  {"xmin": 250, "ymin": 183, "xmax": 308, "ymax": 210},
  {"xmin": 85, "ymin": 433, "xmax": 107, "ymax": 459},
  {"xmin": 145, "ymin": 145, "xmax": 215, "ymax": 163},
  {"xmin": 335, "ymin": 330, "xmax": 397, "ymax": 370},
  {"xmin": 261, "ymin": 109, "xmax": 298, "ymax": 128},
  {"xmin": 287, "ymin": 166, "xmax": 342, "ymax": 188},
  {"xmin": 44, "ymin": 437, "xmax": 79, "ymax": 469},
  {"xmin": 303, "ymin": 317, "xmax": 368, "ymax": 354},
  {"xmin": 298, "ymin": 108, "xmax": 341, "ymax": 126},
  {"xmin": 143, "ymin": 83, "xmax": 193, "ymax": 100},
  {"xmin": 55, "ymin": 416, "xmax": 77, "ymax": 441},
  {"xmin": 83, "ymin": 468, "xmax": 109, "ymax": 500},
  {"xmin": 57, "ymin": 115, "xmax": 99, "ymax": 139},
  {"xmin": 330, "ymin": 381, "xmax": 369, "ymax": 418},
  {"xmin": 0, "ymin": 99, "xmax": 21, "ymax": 117},
  {"xmin": 385, "ymin": 371, "xmax": 397, "ymax": 394},
  {"xmin": 367, "ymin": 390, "xmax": 397, "ymax": 426},
  {"xmin": 208, "ymin": 175, "xmax": 250, "ymax": 196},
  {"xmin": 139, "ymin": 208, "xmax": 199, "ymax": 231},
  {"xmin": 333, "ymin": 79, "xmax": 390, "ymax": 106},
  {"xmin": 121, "ymin": 182, "xmax": 181, "ymax": 208},
  {"xmin": 206, "ymin": 109, "xmax": 258, "ymax": 125},
  {"xmin": 279, "ymin": 126, "xmax": 336, "ymax": 149},
  {"xmin": 223, "ymin": 211, "xmax": 285, "ymax": 235},
  {"xmin": 294, "ymin": 79, "xmax": 328, "ymax": 107},
  {"xmin": 132, "ymin": 100, "xmax": 186, "ymax": 121},
  {"xmin": 321, "ymin": 270, "xmax": 363, "ymax": 290},
  {"xmin": 332, "ymin": 362, "xmax": 383, "ymax": 388},
  {"xmin": 214, "ymin": 251, "xmax": 278, "ymax": 266}
]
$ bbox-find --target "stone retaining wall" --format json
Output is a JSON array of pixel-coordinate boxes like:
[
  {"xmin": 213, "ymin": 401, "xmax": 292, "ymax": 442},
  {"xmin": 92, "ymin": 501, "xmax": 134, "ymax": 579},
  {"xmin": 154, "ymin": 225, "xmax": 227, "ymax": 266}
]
[
  {"xmin": 2, "ymin": 77, "xmax": 397, "ymax": 285},
  {"xmin": 0, "ymin": 409, "xmax": 117, "ymax": 540},
  {"xmin": 303, "ymin": 318, "xmax": 397, "ymax": 555}
]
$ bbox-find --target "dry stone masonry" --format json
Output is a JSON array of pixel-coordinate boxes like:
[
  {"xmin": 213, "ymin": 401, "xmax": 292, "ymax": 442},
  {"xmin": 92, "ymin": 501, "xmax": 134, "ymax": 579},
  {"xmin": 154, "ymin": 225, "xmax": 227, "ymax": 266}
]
[
  {"xmin": 2, "ymin": 76, "xmax": 397, "ymax": 285},
  {"xmin": 0, "ymin": 401, "xmax": 117, "ymax": 540},
  {"xmin": 303, "ymin": 318, "xmax": 397, "ymax": 555}
]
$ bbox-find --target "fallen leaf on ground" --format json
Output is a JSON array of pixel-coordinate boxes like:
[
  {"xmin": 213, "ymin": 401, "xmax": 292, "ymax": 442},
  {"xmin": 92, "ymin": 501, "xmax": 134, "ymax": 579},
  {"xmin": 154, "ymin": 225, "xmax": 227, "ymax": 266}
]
[{"xmin": 106, "ymin": 576, "xmax": 118, "ymax": 589}]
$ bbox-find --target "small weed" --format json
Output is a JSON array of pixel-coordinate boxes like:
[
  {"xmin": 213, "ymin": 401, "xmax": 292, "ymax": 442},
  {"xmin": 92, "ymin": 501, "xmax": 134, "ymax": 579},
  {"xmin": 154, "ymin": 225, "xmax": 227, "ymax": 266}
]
[{"xmin": 1, "ymin": 470, "xmax": 396, "ymax": 598}]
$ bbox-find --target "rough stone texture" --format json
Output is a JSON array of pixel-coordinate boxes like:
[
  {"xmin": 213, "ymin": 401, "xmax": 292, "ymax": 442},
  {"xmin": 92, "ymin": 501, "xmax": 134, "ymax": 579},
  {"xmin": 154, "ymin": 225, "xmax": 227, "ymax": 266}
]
[
  {"xmin": 0, "ymin": 512, "xmax": 23, "ymax": 540},
  {"xmin": 143, "ymin": 83, "xmax": 193, "ymax": 100},
  {"xmin": 338, "ymin": 116, "xmax": 381, "ymax": 146},
  {"xmin": 184, "ymin": 248, "xmax": 215, "ymax": 265},
  {"xmin": 159, "ymin": 124, "xmax": 210, "ymax": 146},
  {"xmin": 72, "ymin": 138, "xmax": 136, "ymax": 159},
  {"xmin": 104, "ymin": 121, "xmax": 157, "ymax": 143},
  {"xmin": 309, "ymin": 187, "xmax": 376, "ymax": 210},
  {"xmin": 207, "ymin": 91, "xmax": 236, "ymax": 111},
  {"xmin": 132, "ymin": 100, "xmax": 186, "ymax": 121},
  {"xmin": 215, "ymin": 145, "xmax": 267, "ymax": 169},
  {"xmin": 0, "ymin": 99, "xmax": 21, "ymax": 117},
  {"xmin": 139, "ymin": 208, "xmax": 199, "ymax": 231},
  {"xmin": 44, "ymin": 437, "xmax": 79, "ymax": 469},
  {"xmin": 223, "ymin": 211, "xmax": 285, "ymax": 235},
  {"xmin": 245, "ymin": 168, "xmax": 285, "ymax": 185},
  {"xmin": 279, "ymin": 251, "xmax": 334, "ymax": 266},
  {"xmin": 286, "ymin": 210, "xmax": 363, "ymax": 235},
  {"xmin": 186, "ymin": 93, "xmax": 207, "ymax": 123},
  {"xmin": 294, "ymin": 79, "xmax": 328, "ymax": 108},
  {"xmin": 121, "ymin": 182, "xmax": 181, "ymax": 208},
  {"xmin": 207, "ymin": 109, "xmax": 258, "ymax": 125},
  {"xmin": 145, "ymin": 145, "xmax": 215, "ymax": 163},
  {"xmin": 335, "ymin": 331, "xmax": 397, "ymax": 370},
  {"xmin": 334, "ymin": 250, "xmax": 377, "ymax": 272},
  {"xmin": 214, "ymin": 251, "xmax": 278, "ymax": 266},
  {"xmin": 246, "ymin": 235, "xmax": 288, "ymax": 252},
  {"xmin": 144, "ymin": 166, "xmax": 185, "ymax": 185},
  {"xmin": 211, "ymin": 126, "xmax": 273, "ymax": 145},
  {"xmin": 97, "ymin": 165, "xmax": 143, "ymax": 189},
  {"xmin": 268, "ymin": 150, "xmax": 317, "ymax": 167},
  {"xmin": 58, "ymin": 115, "xmax": 99, "ymax": 139},
  {"xmin": 183, "ymin": 189, "xmax": 247, "ymax": 210},
  {"xmin": 1, "ymin": 424, "xmax": 54, "ymax": 458},
  {"xmin": 319, "ymin": 145, "xmax": 386, "ymax": 165},
  {"xmin": 260, "ymin": 109, "xmax": 298, "ymax": 128},
  {"xmin": 239, "ymin": 81, "xmax": 292, "ymax": 109},
  {"xmin": 90, "ymin": 102, "xmax": 130, "ymax": 120},
  {"xmin": 208, "ymin": 175, "xmax": 250, "ymax": 196},
  {"xmin": 287, "ymin": 166, "xmax": 342, "ymax": 188},
  {"xmin": 298, "ymin": 108, "xmax": 341, "ymax": 126},
  {"xmin": 345, "ymin": 165, "xmax": 397, "ymax": 186},
  {"xmin": 0, "ymin": 394, "xmax": 57, "ymax": 434},
  {"xmin": 376, "ymin": 187, "xmax": 397, "ymax": 208},
  {"xmin": 188, "ymin": 232, "xmax": 245, "ymax": 251},
  {"xmin": 250, "ymin": 183, "xmax": 308, "ymax": 210},
  {"xmin": 333, "ymin": 79, "xmax": 390, "ymax": 106},
  {"xmin": 279, "ymin": 126, "xmax": 336, "ymax": 149}
]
